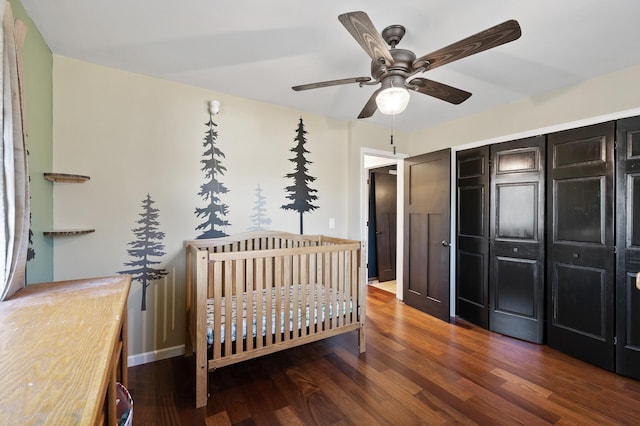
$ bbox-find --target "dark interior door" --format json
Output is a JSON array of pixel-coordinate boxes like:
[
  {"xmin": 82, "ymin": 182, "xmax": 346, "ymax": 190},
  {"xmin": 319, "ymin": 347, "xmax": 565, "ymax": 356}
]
[
  {"xmin": 403, "ymin": 149, "xmax": 451, "ymax": 322},
  {"xmin": 456, "ymin": 146, "xmax": 490, "ymax": 328},
  {"xmin": 489, "ymin": 137, "xmax": 546, "ymax": 343},
  {"xmin": 547, "ymin": 121, "xmax": 615, "ymax": 370},
  {"xmin": 374, "ymin": 170, "xmax": 397, "ymax": 282},
  {"xmin": 616, "ymin": 116, "xmax": 640, "ymax": 379}
]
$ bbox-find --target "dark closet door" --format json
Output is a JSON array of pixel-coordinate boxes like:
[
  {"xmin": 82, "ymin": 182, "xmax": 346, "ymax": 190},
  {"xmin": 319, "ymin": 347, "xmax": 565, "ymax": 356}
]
[
  {"xmin": 374, "ymin": 171, "xmax": 397, "ymax": 282},
  {"xmin": 456, "ymin": 146, "xmax": 490, "ymax": 328},
  {"xmin": 403, "ymin": 149, "xmax": 451, "ymax": 322},
  {"xmin": 547, "ymin": 122, "xmax": 615, "ymax": 370},
  {"xmin": 489, "ymin": 137, "xmax": 545, "ymax": 343},
  {"xmin": 616, "ymin": 116, "xmax": 640, "ymax": 379}
]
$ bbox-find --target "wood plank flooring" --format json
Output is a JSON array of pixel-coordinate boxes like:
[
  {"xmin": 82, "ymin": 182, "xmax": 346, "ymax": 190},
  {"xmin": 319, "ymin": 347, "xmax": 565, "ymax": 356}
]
[{"xmin": 128, "ymin": 286, "xmax": 640, "ymax": 425}]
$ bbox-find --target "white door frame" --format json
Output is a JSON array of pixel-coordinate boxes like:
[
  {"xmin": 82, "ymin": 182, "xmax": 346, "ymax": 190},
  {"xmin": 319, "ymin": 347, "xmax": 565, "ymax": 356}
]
[{"xmin": 360, "ymin": 147, "xmax": 407, "ymax": 299}]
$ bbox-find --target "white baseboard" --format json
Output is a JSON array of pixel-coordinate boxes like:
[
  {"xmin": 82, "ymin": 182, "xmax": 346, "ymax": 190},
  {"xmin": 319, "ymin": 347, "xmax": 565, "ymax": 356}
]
[{"xmin": 128, "ymin": 345, "xmax": 185, "ymax": 367}]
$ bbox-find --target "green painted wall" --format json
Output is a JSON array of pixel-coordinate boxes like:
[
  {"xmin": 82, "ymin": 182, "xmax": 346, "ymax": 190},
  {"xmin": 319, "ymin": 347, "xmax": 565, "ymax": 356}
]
[{"xmin": 11, "ymin": 0, "xmax": 53, "ymax": 284}]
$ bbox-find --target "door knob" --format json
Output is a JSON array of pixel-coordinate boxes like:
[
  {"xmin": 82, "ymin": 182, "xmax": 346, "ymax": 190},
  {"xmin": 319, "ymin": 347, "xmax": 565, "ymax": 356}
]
[{"xmin": 441, "ymin": 240, "xmax": 450, "ymax": 247}]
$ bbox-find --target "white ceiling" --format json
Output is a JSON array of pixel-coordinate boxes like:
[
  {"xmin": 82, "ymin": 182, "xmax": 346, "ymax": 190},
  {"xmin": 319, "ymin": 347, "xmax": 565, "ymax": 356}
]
[{"xmin": 20, "ymin": 0, "xmax": 640, "ymax": 132}]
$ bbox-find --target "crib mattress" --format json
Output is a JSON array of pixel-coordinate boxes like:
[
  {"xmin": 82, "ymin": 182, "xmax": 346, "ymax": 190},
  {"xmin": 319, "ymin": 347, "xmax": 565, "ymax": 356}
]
[{"xmin": 206, "ymin": 283, "xmax": 351, "ymax": 344}]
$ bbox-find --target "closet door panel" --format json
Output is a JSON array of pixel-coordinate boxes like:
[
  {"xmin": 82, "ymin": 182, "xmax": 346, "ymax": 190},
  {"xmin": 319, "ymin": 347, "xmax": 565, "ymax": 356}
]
[
  {"xmin": 548, "ymin": 121, "xmax": 614, "ymax": 370},
  {"xmin": 456, "ymin": 146, "xmax": 489, "ymax": 328},
  {"xmin": 489, "ymin": 136, "xmax": 545, "ymax": 343},
  {"xmin": 616, "ymin": 116, "xmax": 640, "ymax": 379}
]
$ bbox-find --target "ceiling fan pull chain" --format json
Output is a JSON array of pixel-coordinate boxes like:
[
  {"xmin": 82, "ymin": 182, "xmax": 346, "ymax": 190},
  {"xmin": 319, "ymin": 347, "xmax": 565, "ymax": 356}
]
[{"xmin": 390, "ymin": 114, "xmax": 397, "ymax": 155}]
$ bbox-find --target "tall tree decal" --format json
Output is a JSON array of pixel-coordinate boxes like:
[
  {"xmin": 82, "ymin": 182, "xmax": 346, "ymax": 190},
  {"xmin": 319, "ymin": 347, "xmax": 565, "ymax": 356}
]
[
  {"xmin": 195, "ymin": 112, "xmax": 230, "ymax": 238},
  {"xmin": 249, "ymin": 183, "xmax": 271, "ymax": 231},
  {"xmin": 119, "ymin": 194, "xmax": 168, "ymax": 311},
  {"xmin": 282, "ymin": 117, "xmax": 318, "ymax": 234}
]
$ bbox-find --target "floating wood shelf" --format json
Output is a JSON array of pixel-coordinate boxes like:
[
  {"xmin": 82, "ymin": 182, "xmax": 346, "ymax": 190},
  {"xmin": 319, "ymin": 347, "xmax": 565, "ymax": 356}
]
[
  {"xmin": 43, "ymin": 173, "xmax": 93, "ymax": 235},
  {"xmin": 43, "ymin": 229, "xmax": 95, "ymax": 237},
  {"xmin": 44, "ymin": 172, "xmax": 90, "ymax": 183}
]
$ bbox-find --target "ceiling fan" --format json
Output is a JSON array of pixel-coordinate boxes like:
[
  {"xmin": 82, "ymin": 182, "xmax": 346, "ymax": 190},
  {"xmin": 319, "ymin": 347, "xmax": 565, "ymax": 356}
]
[{"xmin": 292, "ymin": 11, "xmax": 521, "ymax": 118}]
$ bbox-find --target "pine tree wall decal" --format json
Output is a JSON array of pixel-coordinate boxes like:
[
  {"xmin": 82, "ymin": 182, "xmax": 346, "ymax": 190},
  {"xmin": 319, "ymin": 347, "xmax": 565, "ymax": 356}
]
[
  {"xmin": 195, "ymin": 111, "xmax": 230, "ymax": 239},
  {"xmin": 27, "ymin": 214, "xmax": 35, "ymax": 261},
  {"xmin": 281, "ymin": 117, "xmax": 318, "ymax": 234},
  {"xmin": 119, "ymin": 194, "xmax": 168, "ymax": 311},
  {"xmin": 249, "ymin": 183, "xmax": 271, "ymax": 231},
  {"xmin": 27, "ymin": 172, "xmax": 35, "ymax": 261}
]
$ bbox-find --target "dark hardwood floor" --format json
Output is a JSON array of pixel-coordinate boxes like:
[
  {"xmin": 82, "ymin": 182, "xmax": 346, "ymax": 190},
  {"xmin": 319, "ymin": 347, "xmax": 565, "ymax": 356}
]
[{"xmin": 129, "ymin": 286, "xmax": 640, "ymax": 425}]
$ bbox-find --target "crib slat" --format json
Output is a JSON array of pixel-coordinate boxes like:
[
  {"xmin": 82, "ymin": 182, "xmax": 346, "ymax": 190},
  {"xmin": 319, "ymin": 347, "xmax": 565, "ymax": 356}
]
[
  {"xmin": 292, "ymin": 255, "xmax": 299, "ymax": 338},
  {"xmin": 345, "ymin": 250, "xmax": 352, "ymax": 325},
  {"xmin": 255, "ymin": 258, "xmax": 264, "ymax": 349},
  {"xmin": 246, "ymin": 259, "xmax": 254, "ymax": 352},
  {"xmin": 323, "ymin": 251, "xmax": 330, "ymax": 331},
  {"xmin": 336, "ymin": 251, "xmax": 346, "ymax": 326},
  {"xmin": 207, "ymin": 250, "xmax": 214, "ymax": 298},
  {"xmin": 352, "ymin": 248, "xmax": 358, "ymax": 322},
  {"xmin": 317, "ymin": 252, "xmax": 323, "ymax": 333},
  {"xmin": 265, "ymin": 257, "xmax": 273, "ymax": 345},
  {"xmin": 224, "ymin": 260, "xmax": 233, "ymax": 357},
  {"xmin": 213, "ymin": 260, "xmax": 223, "ymax": 360},
  {"xmin": 309, "ymin": 253, "xmax": 317, "ymax": 336},
  {"xmin": 283, "ymin": 255, "xmax": 291, "ymax": 341},
  {"xmin": 300, "ymin": 254, "xmax": 308, "ymax": 337},
  {"xmin": 331, "ymin": 251, "xmax": 338, "ymax": 330},
  {"xmin": 275, "ymin": 256, "xmax": 283, "ymax": 344},
  {"xmin": 236, "ymin": 259, "xmax": 245, "ymax": 355}
]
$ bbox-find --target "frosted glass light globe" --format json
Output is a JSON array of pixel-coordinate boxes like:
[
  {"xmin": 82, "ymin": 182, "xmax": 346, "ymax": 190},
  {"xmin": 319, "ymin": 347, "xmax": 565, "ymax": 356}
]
[{"xmin": 375, "ymin": 87, "xmax": 410, "ymax": 115}]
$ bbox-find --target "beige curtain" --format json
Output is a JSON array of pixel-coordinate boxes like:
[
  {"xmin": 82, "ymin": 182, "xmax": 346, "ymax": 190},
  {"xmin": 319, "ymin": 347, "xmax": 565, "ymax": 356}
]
[{"xmin": 1, "ymin": 0, "xmax": 29, "ymax": 301}]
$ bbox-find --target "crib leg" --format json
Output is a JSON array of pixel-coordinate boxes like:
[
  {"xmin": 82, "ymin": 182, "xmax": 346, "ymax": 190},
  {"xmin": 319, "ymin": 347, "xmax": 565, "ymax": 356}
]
[
  {"xmin": 358, "ymin": 323, "xmax": 366, "ymax": 353},
  {"xmin": 195, "ymin": 360, "xmax": 208, "ymax": 408}
]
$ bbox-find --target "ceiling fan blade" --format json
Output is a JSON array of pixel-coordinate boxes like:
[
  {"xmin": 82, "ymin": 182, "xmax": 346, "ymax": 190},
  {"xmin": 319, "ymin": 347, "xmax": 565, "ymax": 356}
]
[
  {"xmin": 413, "ymin": 20, "xmax": 521, "ymax": 71},
  {"xmin": 338, "ymin": 11, "xmax": 394, "ymax": 66},
  {"xmin": 409, "ymin": 78, "xmax": 471, "ymax": 105},
  {"xmin": 358, "ymin": 88, "xmax": 382, "ymax": 119},
  {"xmin": 292, "ymin": 76, "xmax": 371, "ymax": 91}
]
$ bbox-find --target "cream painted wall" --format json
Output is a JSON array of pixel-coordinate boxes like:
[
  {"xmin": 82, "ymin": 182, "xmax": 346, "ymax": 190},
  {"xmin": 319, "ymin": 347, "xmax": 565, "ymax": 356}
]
[
  {"xmin": 409, "ymin": 63, "xmax": 640, "ymax": 154},
  {"xmin": 52, "ymin": 56, "xmax": 393, "ymax": 359}
]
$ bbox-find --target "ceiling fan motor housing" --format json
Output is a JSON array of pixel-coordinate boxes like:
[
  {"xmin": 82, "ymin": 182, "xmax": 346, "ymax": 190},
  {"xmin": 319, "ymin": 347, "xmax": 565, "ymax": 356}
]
[{"xmin": 371, "ymin": 48, "xmax": 417, "ymax": 81}]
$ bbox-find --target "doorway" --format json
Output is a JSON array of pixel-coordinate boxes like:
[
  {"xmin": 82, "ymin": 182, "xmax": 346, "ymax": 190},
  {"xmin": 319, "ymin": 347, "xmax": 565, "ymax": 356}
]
[
  {"xmin": 369, "ymin": 166, "xmax": 397, "ymax": 283},
  {"xmin": 362, "ymin": 150, "xmax": 406, "ymax": 298}
]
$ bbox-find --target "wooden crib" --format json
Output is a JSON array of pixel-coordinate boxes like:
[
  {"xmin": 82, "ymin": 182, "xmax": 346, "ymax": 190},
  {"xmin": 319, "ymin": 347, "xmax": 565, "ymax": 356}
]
[{"xmin": 184, "ymin": 230, "xmax": 366, "ymax": 408}]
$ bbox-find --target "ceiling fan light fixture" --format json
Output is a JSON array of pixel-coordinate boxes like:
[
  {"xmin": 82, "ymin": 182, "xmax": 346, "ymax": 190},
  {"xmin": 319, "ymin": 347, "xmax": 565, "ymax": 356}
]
[{"xmin": 376, "ymin": 86, "xmax": 410, "ymax": 115}]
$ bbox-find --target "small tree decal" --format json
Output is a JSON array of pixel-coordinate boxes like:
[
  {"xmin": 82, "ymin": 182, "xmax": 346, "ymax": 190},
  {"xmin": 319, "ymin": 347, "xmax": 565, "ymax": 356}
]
[
  {"xmin": 281, "ymin": 117, "xmax": 318, "ymax": 234},
  {"xmin": 27, "ymin": 172, "xmax": 35, "ymax": 261},
  {"xmin": 195, "ymin": 112, "xmax": 230, "ymax": 238},
  {"xmin": 249, "ymin": 183, "xmax": 271, "ymax": 231},
  {"xmin": 27, "ymin": 215, "xmax": 35, "ymax": 261},
  {"xmin": 119, "ymin": 194, "xmax": 168, "ymax": 311}
]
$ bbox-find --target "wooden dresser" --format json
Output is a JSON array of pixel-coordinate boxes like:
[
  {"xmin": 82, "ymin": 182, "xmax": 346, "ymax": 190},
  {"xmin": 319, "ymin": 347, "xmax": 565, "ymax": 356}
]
[{"xmin": 0, "ymin": 275, "xmax": 131, "ymax": 424}]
